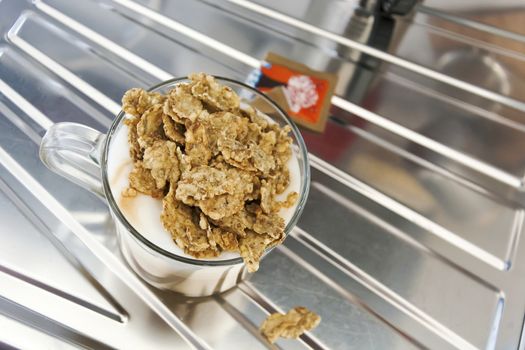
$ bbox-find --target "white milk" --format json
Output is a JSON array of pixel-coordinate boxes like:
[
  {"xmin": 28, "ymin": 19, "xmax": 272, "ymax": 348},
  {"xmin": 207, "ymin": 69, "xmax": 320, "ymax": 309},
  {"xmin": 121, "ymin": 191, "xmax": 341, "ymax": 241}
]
[{"xmin": 107, "ymin": 122, "xmax": 302, "ymax": 261}]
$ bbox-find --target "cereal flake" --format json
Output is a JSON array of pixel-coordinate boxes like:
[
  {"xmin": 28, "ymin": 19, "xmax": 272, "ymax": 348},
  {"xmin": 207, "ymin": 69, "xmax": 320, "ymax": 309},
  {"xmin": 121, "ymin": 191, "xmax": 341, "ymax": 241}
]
[
  {"xmin": 189, "ymin": 72, "xmax": 240, "ymax": 111},
  {"xmin": 122, "ymin": 88, "xmax": 165, "ymax": 117},
  {"xmin": 260, "ymin": 306, "xmax": 321, "ymax": 343}
]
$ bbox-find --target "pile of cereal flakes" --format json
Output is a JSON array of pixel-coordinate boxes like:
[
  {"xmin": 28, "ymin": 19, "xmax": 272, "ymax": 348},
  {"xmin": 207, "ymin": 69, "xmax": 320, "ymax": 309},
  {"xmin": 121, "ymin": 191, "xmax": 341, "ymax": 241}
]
[{"xmin": 121, "ymin": 73, "xmax": 298, "ymax": 272}]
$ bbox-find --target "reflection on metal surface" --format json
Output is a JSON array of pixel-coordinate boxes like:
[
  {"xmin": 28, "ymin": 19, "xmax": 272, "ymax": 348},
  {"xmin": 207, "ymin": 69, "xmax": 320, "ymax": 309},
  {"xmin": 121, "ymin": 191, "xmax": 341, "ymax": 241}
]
[
  {"xmin": 85, "ymin": 0, "xmax": 525, "ymax": 188},
  {"xmin": 0, "ymin": 79, "xmax": 53, "ymax": 130},
  {"xmin": 35, "ymin": 1, "xmax": 173, "ymax": 81},
  {"xmin": 281, "ymin": 232, "xmax": 478, "ymax": 350},
  {"xmin": 1, "ymin": 0, "xmax": 525, "ymax": 349},
  {"xmin": 419, "ymin": 2, "xmax": 525, "ymax": 41},
  {"xmin": 436, "ymin": 48, "xmax": 511, "ymax": 105},
  {"xmin": 7, "ymin": 35, "xmax": 121, "ymax": 115},
  {"xmin": 112, "ymin": 0, "xmax": 261, "ymax": 68},
  {"xmin": 29, "ymin": 0, "xmax": 525, "ymax": 192},
  {"xmin": 0, "ymin": 145, "xmax": 211, "ymax": 350},
  {"xmin": 218, "ymin": 0, "xmax": 525, "ymax": 112}
]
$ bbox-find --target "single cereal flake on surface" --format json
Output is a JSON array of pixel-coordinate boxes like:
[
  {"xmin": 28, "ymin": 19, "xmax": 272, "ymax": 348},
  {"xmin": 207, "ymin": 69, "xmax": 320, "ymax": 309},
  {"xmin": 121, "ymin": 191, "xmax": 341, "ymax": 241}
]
[{"xmin": 260, "ymin": 306, "xmax": 321, "ymax": 344}]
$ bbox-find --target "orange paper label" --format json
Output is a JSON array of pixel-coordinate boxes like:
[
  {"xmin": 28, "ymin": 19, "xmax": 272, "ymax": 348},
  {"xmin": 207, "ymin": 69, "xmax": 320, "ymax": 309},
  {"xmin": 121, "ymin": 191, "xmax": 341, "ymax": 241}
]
[{"xmin": 254, "ymin": 53, "xmax": 337, "ymax": 132}]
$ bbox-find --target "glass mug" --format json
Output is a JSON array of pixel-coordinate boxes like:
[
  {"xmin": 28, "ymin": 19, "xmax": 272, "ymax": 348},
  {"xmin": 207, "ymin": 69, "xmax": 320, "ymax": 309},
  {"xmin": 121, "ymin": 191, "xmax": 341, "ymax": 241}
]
[{"xmin": 40, "ymin": 77, "xmax": 310, "ymax": 297}]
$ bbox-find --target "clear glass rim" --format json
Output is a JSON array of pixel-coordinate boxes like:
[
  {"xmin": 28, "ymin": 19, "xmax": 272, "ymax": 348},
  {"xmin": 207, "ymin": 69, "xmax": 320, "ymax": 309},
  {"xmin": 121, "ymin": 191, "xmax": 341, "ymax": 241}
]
[{"xmin": 101, "ymin": 76, "xmax": 311, "ymax": 267}]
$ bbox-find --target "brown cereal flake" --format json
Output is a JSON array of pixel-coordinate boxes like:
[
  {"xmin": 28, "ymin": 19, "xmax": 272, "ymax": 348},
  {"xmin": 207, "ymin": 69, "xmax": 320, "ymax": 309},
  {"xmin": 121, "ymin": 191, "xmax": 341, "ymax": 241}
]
[
  {"xmin": 162, "ymin": 114, "xmax": 186, "ymax": 144},
  {"xmin": 161, "ymin": 187, "xmax": 218, "ymax": 257},
  {"xmin": 239, "ymin": 230, "xmax": 276, "ymax": 273},
  {"xmin": 208, "ymin": 227, "xmax": 239, "ymax": 252},
  {"xmin": 176, "ymin": 166, "xmax": 247, "ymax": 201},
  {"xmin": 122, "ymin": 88, "xmax": 165, "ymax": 117},
  {"xmin": 253, "ymin": 211, "xmax": 285, "ymax": 239},
  {"xmin": 245, "ymin": 175, "xmax": 261, "ymax": 201},
  {"xmin": 128, "ymin": 162, "xmax": 164, "ymax": 198},
  {"xmin": 280, "ymin": 191, "xmax": 299, "ymax": 209},
  {"xmin": 198, "ymin": 193, "xmax": 246, "ymax": 221},
  {"xmin": 175, "ymin": 166, "xmax": 253, "ymax": 220},
  {"xmin": 219, "ymin": 139, "xmax": 276, "ymax": 174},
  {"xmin": 124, "ymin": 117, "xmax": 142, "ymax": 160},
  {"xmin": 184, "ymin": 120, "xmax": 214, "ymax": 167},
  {"xmin": 241, "ymin": 105, "xmax": 269, "ymax": 129},
  {"xmin": 137, "ymin": 104, "xmax": 165, "ymax": 149},
  {"xmin": 164, "ymin": 84, "xmax": 203, "ymax": 123},
  {"xmin": 209, "ymin": 154, "xmax": 230, "ymax": 170},
  {"xmin": 216, "ymin": 113, "xmax": 275, "ymax": 174},
  {"xmin": 175, "ymin": 146, "xmax": 191, "ymax": 174},
  {"xmin": 122, "ymin": 73, "xmax": 298, "ymax": 271},
  {"xmin": 260, "ymin": 179, "xmax": 276, "ymax": 213},
  {"xmin": 271, "ymin": 166, "xmax": 291, "ymax": 195},
  {"xmin": 260, "ymin": 307, "xmax": 321, "ymax": 344},
  {"xmin": 142, "ymin": 140, "xmax": 181, "ymax": 190},
  {"xmin": 273, "ymin": 125, "xmax": 293, "ymax": 166},
  {"xmin": 259, "ymin": 130, "xmax": 277, "ymax": 154},
  {"xmin": 121, "ymin": 187, "xmax": 137, "ymax": 198},
  {"xmin": 211, "ymin": 207, "xmax": 255, "ymax": 237},
  {"xmin": 189, "ymin": 72, "xmax": 240, "ymax": 111}
]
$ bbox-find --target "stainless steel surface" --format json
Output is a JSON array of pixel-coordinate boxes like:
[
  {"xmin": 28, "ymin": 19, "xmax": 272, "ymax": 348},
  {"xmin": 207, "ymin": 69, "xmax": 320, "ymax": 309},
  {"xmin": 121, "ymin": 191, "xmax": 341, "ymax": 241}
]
[{"xmin": 1, "ymin": 0, "xmax": 525, "ymax": 349}]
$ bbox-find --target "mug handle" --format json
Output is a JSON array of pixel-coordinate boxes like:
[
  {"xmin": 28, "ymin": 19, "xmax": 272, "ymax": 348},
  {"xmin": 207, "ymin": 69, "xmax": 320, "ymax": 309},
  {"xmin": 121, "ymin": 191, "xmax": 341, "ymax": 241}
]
[{"xmin": 40, "ymin": 122, "xmax": 106, "ymax": 198}]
